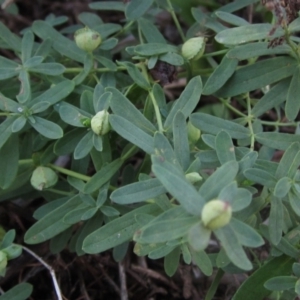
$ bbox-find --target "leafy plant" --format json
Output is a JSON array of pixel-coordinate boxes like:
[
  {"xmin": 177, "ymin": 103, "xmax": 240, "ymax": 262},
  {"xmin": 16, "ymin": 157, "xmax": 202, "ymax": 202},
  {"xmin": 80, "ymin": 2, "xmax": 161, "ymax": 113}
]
[{"xmin": 1, "ymin": 0, "xmax": 300, "ymax": 298}]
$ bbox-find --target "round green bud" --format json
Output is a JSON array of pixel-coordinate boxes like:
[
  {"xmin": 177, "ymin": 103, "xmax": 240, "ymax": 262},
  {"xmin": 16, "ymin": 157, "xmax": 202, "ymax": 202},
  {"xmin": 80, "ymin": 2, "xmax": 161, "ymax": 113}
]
[
  {"xmin": 91, "ymin": 110, "xmax": 110, "ymax": 135},
  {"xmin": 201, "ymin": 199, "xmax": 232, "ymax": 230},
  {"xmin": 30, "ymin": 166, "xmax": 58, "ymax": 191},
  {"xmin": 182, "ymin": 37, "xmax": 206, "ymax": 61},
  {"xmin": 74, "ymin": 27, "xmax": 102, "ymax": 52},
  {"xmin": 187, "ymin": 121, "xmax": 201, "ymax": 145}
]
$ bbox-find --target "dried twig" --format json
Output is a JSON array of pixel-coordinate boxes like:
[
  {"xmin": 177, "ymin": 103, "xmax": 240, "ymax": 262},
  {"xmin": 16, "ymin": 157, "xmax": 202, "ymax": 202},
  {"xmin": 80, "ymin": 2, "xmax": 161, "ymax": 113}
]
[{"xmin": 118, "ymin": 262, "xmax": 128, "ymax": 300}]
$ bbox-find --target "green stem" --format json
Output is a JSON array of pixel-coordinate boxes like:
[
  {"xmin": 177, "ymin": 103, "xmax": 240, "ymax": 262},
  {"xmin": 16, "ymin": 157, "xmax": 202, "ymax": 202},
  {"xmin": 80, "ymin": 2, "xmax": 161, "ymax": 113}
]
[
  {"xmin": 205, "ymin": 269, "xmax": 224, "ymax": 300},
  {"xmin": 202, "ymin": 50, "xmax": 228, "ymax": 58},
  {"xmin": 284, "ymin": 24, "xmax": 300, "ymax": 62},
  {"xmin": 121, "ymin": 145, "xmax": 138, "ymax": 161},
  {"xmin": 0, "ymin": 112, "xmax": 10, "ymax": 116},
  {"xmin": 166, "ymin": 0, "xmax": 186, "ymax": 42},
  {"xmin": 19, "ymin": 159, "xmax": 33, "ymax": 165},
  {"xmin": 149, "ymin": 90, "xmax": 164, "ymax": 133},
  {"xmin": 48, "ymin": 164, "xmax": 91, "ymax": 181},
  {"xmin": 113, "ymin": 20, "xmax": 135, "ymax": 38},
  {"xmin": 218, "ymin": 98, "xmax": 247, "ymax": 118},
  {"xmin": 46, "ymin": 188, "xmax": 75, "ymax": 196},
  {"xmin": 64, "ymin": 66, "xmax": 127, "ymax": 74},
  {"xmin": 246, "ymin": 93, "xmax": 255, "ymax": 151},
  {"xmin": 260, "ymin": 120, "xmax": 298, "ymax": 127}
]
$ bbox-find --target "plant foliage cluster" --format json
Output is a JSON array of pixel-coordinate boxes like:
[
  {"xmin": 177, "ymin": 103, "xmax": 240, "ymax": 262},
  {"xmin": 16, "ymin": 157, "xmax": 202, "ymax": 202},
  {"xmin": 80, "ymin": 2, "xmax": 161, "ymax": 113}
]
[{"xmin": 1, "ymin": 0, "xmax": 300, "ymax": 299}]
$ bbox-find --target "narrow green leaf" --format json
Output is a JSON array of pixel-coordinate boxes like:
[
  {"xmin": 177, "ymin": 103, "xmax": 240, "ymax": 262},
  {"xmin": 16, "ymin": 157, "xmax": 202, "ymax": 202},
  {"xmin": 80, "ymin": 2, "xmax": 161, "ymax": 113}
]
[
  {"xmin": 25, "ymin": 195, "xmax": 82, "ymax": 244},
  {"xmin": 215, "ymin": 130, "xmax": 236, "ymax": 164},
  {"xmin": 111, "ymin": 178, "xmax": 166, "ymax": 204},
  {"xmin": 34, "ymin": 38, "xmax": 53, "ymax": 58},
  {"xmin": 29, "ymin": 101, "xmax": 50, "ymax": 114},
  {"xmin": 230, "ymin": 218, "xmax": 264, "ymax": 247},
  {"xmin": 215, "ymin": 24, "xmax": 282, "ymax": 45},
  {"xmin": 152, "ymin": 159, "xmax": 205, "ymax": 215},
  {"xmin": 215, "ymin": 11, "xmax": 249, "ymax": 26},
  {"xmin": 74, "ymin": 131, "xmax": 94, "ymax": 160},
  {"xmin": 94, "ymin": 23, "xmax": 122, "ymax": 39},
  {"xmin": 255, "ymin": 132, "xmax": 300, "ymax": 150},
  {"xmin": 191, "ymin": 113, "xmax": 250, "ymax": 139},
  {"xmin": 133, "ymin": 43, "xmax": 178, "ymax": 56},
  {"xmin": 244, "ymin": 168, "xmax": 277, "ymax": 188},
  {"xmin": 0, "ymin": 56, "xmax": 19, "ymax": 80},
  {"xmin": 288, "ymin": 190, "xmax": 300, "ymax": 216},
  {"xmin": 93, "ymin": 134, "xmax": 103, "ymax": 152},
  {"xmin": 16, "ymin": 69, "xmax": 31, "ymax": 103},
  {"xmin": 118, "ymin": 61, "xmax": 150, "ymax": 90},
  {"xmin": 30, "ymin": 80, "xmax": 75, "ymax": 106},
  {"xmin": 0, "ymin": 135, "xmax": 19, "ymax": 189},
  {"xmin": 269, "ymin": 196, "xmax": 284, "ymax": 245},
  {"xmin": 173, "ymin": 111, "xmax": 190, "ymax": 171},
  {"xmin": 203, "ymin": 56, "xmax": 238, "ymax": 95},
  {"xmin": 109, "ymin": 115, "xmax": 154, "ymax": 154},
  {"xmin": 59, "ymin": 104, "xmax": 87, "ymax": 127},
  {"xmin": 125, "ymin": 0, "xmax": 154, "ymax": 20},
  {"xmin": 264, "ymin": 276, "xmax": 297, "ymax": 291},
  {"xmin": 188, "ymin": 223, "xmax": 211, "ymax": 251},
  {"xmin": 159, "ymin": 52, "xmax": 184, "ymax": 66},
  {"xmin": 29, "ymin": 116, "xmax": 63, "ymax": 139},
  {"xmin": 215, "ymin": 226, "xmax": 252, "ymax": 270},
  {"xmin": 21, "ymin": 31, "xmax": 34, "ymax": 63},
  {"xmin": 216, "ymin": 57, "xmax": 296, "ymax": 97},
  {"xmin": 164, "ymin": 246, "xmax": 180, "ymax": 277},
  {"xmin": 274, "ymin": 177, "xmax": 292, "ymax": 198},
  {"xmin": 190, "ymin": 248, "xmax": 213, "ymax": 276},
  {"xmin": 29, "ymin": 63, "xmax": 65, "ymax": 75},
  {"xmin": 0, "ymin": 283, "xmax": 33, "ymax": 300},
  {"xmin": 0, "ymin": 117, "xmax": 15, "ymax": 149},
  {"xmin": 138, "ymin": 18, "xmax": 166, "ymax": 44},
  {"xmin": 286, "ymin": 67, "xmax": 300, "ymax": 121},
  {"xmin": 0, "ymin": 22, "xmax": 21, "ymax": 51},
  {"xmin": 108, "ymin": 87, "xmax": 156, "ymax": 134},
  {"xmin": 99, "ymin": 38, "xmax": 118, "ymax": 50},
  {"xmin": 149, "ymin": 244, "xmax": 176, "ymax": 259},
  {"xmin": 0, "ymin": 94, "xmax": 22, "ymax": 113},
  {"xmin": 83, "ymin": 204, "xmax": 161, "ymax": 254},
  {"xmin": 232, "ymin": 255, "xmax": 295, "ymax": 300},
  {"xmin": 164, "ymin": 76, "xmax": 202, "ymax": 130},
  {"xmin": 84, "ymin": 158, "xmax": 123, "ymax": 193},
  {"xmin": 199, "ymin": 161, "xmax": 239, "ymax": 202},
  {"xmin": 252, "ymin": 78, "xmax": 290, "ymax": 117}
]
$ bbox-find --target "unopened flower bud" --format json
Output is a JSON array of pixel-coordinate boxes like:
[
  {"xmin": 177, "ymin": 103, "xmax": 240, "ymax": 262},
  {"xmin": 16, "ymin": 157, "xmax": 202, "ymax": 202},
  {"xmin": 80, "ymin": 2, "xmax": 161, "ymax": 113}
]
[
  {"xmin": 185, "ymin": 172, "xmax": 202, "ymax": 184},
  {"xmin": 182, "ymin": 37, "xmax": 206, "ymax": 61},
  {"xmin": 30, "ymin": 166, "xmax": 58, "ymax": 191},
  {"xmin": 74, "ymin": 27, "xmax": 102, "ymax": 52},
  {"xmin": 91, "ymin": 110, "xmax": 110, "ymax": 135},
  {"xmin": 201, "ymin": 200, "xmax": 232, "ymax": 230},
  {"xmin": 187, "ymin": 121, "xmax": 201, "ymax": 144}
]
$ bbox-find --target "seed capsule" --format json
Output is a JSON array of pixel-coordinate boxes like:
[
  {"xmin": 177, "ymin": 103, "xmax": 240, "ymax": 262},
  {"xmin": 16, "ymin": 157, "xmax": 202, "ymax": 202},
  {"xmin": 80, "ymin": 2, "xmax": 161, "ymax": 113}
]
[
  {"xmin": 74, "ymin": 27, "xmax": 102, "ymax": 52},
  {"xmin": 30, "ymin": 166, "xmax": 58, "ymax": 190},
  {"xmin": 91, "ymin": 110, "xmax": 110, "ymax": 135},
  {"xmin": 182, "ymin": 37, "xmax": 206, "ymax": 61}
]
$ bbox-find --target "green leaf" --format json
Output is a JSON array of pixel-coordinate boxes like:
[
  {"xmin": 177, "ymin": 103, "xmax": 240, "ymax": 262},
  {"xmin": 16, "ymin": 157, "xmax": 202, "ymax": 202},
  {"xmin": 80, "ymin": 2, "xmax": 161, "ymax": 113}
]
[
  {"xmin": 191, "ymin": 113, "xmax": 250, "ymax": 139},
  {"xmin": 84, "ymin": 158, "xmax": 123, "ymax": 193},
  {"xmin": 1, "ymin": 229, "xmax": 16, "ymax": 248},
  {"xmin": 215, "ymin": 24, "xmax": 283, "ymax": 45},
  {"xmin": 135, "ymin": 216, "xmax": 198, "ymax": 244},
  {"xmin": 89, "ymin": 1, "xmax": 125, "ymax": 11},
  {"xmin": 215, "ymin": 226, "xmax": 252, "ymax": 270},
  {"xmin": 74, "ymin": 131, "xmax": 94, "ymax": 160},
  {"xmin": 203, "ymin": 56, "xmax": 238, "ymax": 95},
  {"xmin": 93, "ymin": 134, "xmax": 103, "ymax": 152},
  {"xmin": 152, "ymin": 159, "xmax": 205, "ymax": 215},
  {"xmin": 215, "ymin": 130, "xmax": 236, "ymax": 164},
  {"xmin": 255, "ymin": 132, "xmax": 300, "ymax": 150},
  {"xmin": 230, "ymin": 218, "xmax": 264, "ymax": 247},
  {"xmin": 188, "ymin": 223, "xmax": 211, "ymax": 251},
  {"xmin": 0, "ymin": 283, "xmax": 33, "ymax": 300},
  {"xmin": 0, "ymin": 117, "xmax": 15, "ymax": 149},
  {"xmin": 173, "ymin": 111, "xmax": 190, "ymax": 171},
  {"xmin": 99, "ymin": 38, "xmax": 118, "ymax": 50},
  {"xmin": 138, "ymin": 18, "xmax": 166, "ymax": 44},
  {"xmin": 118, "ymin": 61, "xmax": 150, "ymax": 90},
  {"xmin": 59, "ymin": 104, "xmax": 87, "ymax": 127},
  {"xmin": 21, "ymin": 31, "xmax": 34, "ymax": 63},
  {"xmin": 111, "ymin": 178, "xmax": 166, "ymax": 204},
  {"xmin": 30, "ymin": 80, "xmax": 75, "ymax": 106},
  {"xmin": 232, "ymin": 255, "xmax": 295, "ymax": 300},
  {"xmin": 215, "ymin": 11, "xmax": 249, "ymax": 26},
  {"xmin": 0, "ymin": 56, "xmax": 19, "ymax": 80},
  {"xmin": 199, "ymin": 161, "xmax": 239, "ymax": 202},
  {"xmin": 100, "ymin": 206, "xmax": 120, "ymax": 217},
  {"xmin": 25, "ymin": 195, "xmax": 82, "ymax": 244},
  {"xmin": 243, "ymin": 168, "xmax": 277, "ymax": 188},
  {"xmin": 164, "ymin": 76, "xmax": 202, "ymax": 130},
  {"xmin": 274, "ymin": 177, "xmax": 292, "ymax": 198},
  {"xmin": 29, "ymin": 101, "xmax": 50, "ymax": 114},
  {"xmin": 125, "ymin": 0, "xmax": 154, "ymax": 20},
  {"xmin": 109, "ymin": 115, "xmax": 154, "ymax": 154},
  {"xmin": 0, "ymin": 22, "xmax": 21, "ymax": 51},
  {"xmin": 108, "ymin": 87, "xmax": 156, "ymax": 134},
  {"xmin": 216, "ymin": 57, "xmax": 296, "ymax": 97},
  {"xmin": 83, "ymin": 204, "xmax": 161, "ymax": 254},
  {"xmin": 16, "ymin": 70, "xmax": 31, "ymax": 103},
  {"xmin": 289, "ymin": 190, "xmax": 300, "ymax": 216},
  {"xmin": 29, "ymin": 63, "xmax": 65, "ymax": 75},
  {"xmin": 11, "ymin": 116, "xmax": 26, "ymax": 133},
  {"xmin": 264, "ymin": 276, "xmax": 297, "ymax": 291},
  {"xmin": 73, "ymin": 53, "xmax": 94, "ymax": 85},
  {"xmin": 164, "ymin": 246, "xmax": 180, "ymax": 277},
  {"xmin": 0, "ymin": 94, "xmax": 21, "ymax": 113},
  {"xmin": 133, "ymin": 43, "xmax": 178, "ymax": 56},
  {"xmin": 94, "ymin": 23, "xmax": 122, "ymax": 39},
  {"xmin": 0, "ymin": 135, "xmax": 19, "ymax": 189},
  {"xmin": 252, "ymin": 78, "xmax": 290, "ymax": 118},
  {"xmin": 149, "ymin": 244, "xmax": 176, "ymax": 259},
  {"xmin": 159, "ymin": 52, "xmax": 184, "ymax": 66},
  {"xmin": 29, "ymin": 116, "xmax": 63, "ymax": 139},
  {"xmin": 34, "ymin": 38, "xmax": 53, "ymax": 57},
  {"xmin": 269, "ymin": 196, "xmax": 284, "ymax": 245},
  {"xmin": 286, "ymin": 67, "xmax": 300, "ymax": 121},
  {"xmin": 190, "ymin": 248, "xmax": 213, "ymax": 276}
]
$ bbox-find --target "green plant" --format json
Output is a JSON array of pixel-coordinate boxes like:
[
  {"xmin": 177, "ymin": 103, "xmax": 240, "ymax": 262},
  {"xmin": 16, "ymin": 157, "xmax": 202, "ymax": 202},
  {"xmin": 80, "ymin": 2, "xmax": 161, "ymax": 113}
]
[{"xmin": 1, "ymin": 0, "xmax": 300, "ymax": 299}]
